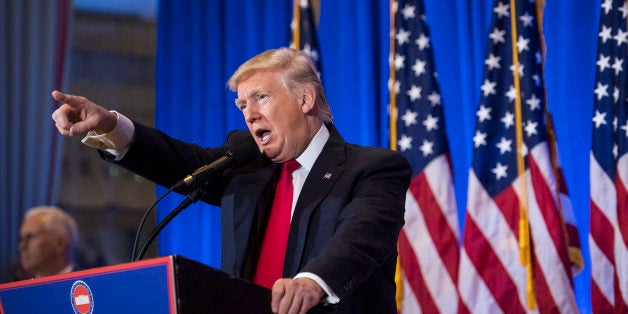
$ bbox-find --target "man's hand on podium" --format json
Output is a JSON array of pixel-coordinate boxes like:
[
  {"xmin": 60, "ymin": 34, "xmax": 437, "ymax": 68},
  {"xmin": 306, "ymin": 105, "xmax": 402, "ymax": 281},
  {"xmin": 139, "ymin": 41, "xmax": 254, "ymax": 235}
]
[{"xmin": 271, "ymin": 278, "xmax": 324, "ymax": 314}]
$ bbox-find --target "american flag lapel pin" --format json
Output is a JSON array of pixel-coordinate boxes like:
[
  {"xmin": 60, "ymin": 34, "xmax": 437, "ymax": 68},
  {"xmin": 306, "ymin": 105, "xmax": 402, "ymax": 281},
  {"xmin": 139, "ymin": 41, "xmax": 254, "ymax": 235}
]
[{"xmin": 323, "ymin": 172, "xmax": 332, "ymax": 180}]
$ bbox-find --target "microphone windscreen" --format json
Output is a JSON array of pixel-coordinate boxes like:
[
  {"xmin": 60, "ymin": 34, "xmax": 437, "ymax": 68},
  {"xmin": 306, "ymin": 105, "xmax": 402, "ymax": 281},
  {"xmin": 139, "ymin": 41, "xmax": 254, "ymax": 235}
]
[{"xmin": 229, "ymin": 135, "xmax": 261, "ymax": 167}]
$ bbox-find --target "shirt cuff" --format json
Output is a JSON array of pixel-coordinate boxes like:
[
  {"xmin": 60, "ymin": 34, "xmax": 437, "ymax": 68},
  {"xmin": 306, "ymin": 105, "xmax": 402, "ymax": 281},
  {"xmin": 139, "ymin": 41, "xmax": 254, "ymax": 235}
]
[
  {"xmin": 294, "ymin": 272, "xmax": 340, "ymax": 304},
  {"xmin": 81, "ymin": 111, "xmax": 135, "ymax": 160}
]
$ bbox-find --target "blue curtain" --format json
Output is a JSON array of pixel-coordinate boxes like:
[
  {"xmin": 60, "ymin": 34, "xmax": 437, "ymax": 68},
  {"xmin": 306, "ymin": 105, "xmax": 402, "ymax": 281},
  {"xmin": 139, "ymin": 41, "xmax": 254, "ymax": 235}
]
[
  {"xmin": 0, "ymin": 0, "xmax": 71, "ymax": 283},
  {"xmin": 156, "ymin": 0, "xmax": 597, "ymax": 312}
]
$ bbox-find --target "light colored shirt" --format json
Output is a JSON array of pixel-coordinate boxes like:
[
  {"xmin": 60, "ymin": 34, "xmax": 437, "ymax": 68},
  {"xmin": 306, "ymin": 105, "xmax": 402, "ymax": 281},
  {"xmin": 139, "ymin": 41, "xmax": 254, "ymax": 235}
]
[
  {"xmin": 59, "ymin": 263, "xmax": 74, "ymax": 275},
  {"xmin": 82, "ymin": 113, "xmax": 339, "ymax": 304},
  {"xmin": 81, "ymin": 111, "xmax": 134, "ymax": 160},
  {"xmin": 34, "ymin": 263, "xmax": 74, "ymax": 278},
  {"xmin": 290, "ymin": 125, "xmax": 328, "ymax": 218}
]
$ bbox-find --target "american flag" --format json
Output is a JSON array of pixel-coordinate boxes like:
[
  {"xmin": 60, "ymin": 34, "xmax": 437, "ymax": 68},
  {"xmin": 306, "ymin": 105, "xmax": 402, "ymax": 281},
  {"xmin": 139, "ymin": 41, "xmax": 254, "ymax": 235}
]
[
  {"xmin": 590, "ymin": 0, "xmax": 628, "ymax": 312},
  {"xmin": 457, "ymin": 0, "xmax": 582, "ymax": 312},
  {"xmin": 390, "ymin": 1, "xmax": 461, "ymax": 312},
  {"xmin": 290, "ymin": 0, "xmax": 322, "ymax": 75}
]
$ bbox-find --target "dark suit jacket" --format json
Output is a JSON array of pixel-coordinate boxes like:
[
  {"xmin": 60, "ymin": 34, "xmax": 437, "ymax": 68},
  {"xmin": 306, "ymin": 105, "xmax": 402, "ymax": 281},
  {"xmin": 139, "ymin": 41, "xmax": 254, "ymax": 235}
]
[{"xmin": 112, "ymin": 122, "xmax": 411, "ymax": 313}]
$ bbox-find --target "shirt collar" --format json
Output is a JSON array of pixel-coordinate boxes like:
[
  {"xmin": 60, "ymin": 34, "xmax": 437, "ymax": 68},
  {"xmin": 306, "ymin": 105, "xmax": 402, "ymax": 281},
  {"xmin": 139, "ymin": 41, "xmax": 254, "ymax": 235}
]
[
  {"xmin": 33, "ymin": 263, "xmax": 74, "ymax": 278},
  {"xmin": 60, "ymin": 263, "xmax": 74, "ymax": 275},
  {"xmin": 295, "ymin": 124, "xmax": 329, "ymax": 172}
]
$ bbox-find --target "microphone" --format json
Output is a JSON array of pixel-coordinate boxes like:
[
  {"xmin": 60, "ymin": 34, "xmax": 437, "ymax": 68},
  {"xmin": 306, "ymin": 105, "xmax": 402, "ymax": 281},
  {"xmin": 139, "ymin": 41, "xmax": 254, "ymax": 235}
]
[
  {"xmin": 132, "ymin": 135, "xmax": 260, "ymax": 261},
  {"xmin": 172, "ymin": 138, "xmax": 260, "ymax": 189}
]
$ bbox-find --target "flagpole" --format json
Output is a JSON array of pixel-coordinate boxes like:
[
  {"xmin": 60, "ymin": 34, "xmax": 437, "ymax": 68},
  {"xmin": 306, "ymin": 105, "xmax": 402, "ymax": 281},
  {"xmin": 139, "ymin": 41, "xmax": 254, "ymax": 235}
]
[
  {"xmin": 509, "ymin": 0, "xmax": 536, "ymax": 310},
  {"xmin": 389, "ymin": 0, "xmax": 398, "ymax": 152},
  {"xmin": 291, "ymin": 0, "xmax": 300, "ymax": 50},
  {"xmin": 389, "ymin": 1, "xmax": 404, "ymax": 310}
]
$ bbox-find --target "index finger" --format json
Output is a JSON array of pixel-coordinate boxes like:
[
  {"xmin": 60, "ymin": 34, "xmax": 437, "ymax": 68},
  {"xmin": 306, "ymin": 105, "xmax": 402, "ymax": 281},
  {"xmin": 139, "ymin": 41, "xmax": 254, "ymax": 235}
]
[
  {"xmin": 51, "ymin": 90, "xmax": 85, "ymax": 108},
  {"xmin": 51, "ymin": 90, "xmax": 67, "ymax": 102}
]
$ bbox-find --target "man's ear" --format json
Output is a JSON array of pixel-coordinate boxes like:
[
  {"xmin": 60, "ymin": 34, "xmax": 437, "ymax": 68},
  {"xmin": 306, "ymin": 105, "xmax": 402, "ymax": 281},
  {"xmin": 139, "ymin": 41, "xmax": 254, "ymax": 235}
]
[{"xmin": 300, "ymin": 85, "xmax": 316, "ymax": 114}]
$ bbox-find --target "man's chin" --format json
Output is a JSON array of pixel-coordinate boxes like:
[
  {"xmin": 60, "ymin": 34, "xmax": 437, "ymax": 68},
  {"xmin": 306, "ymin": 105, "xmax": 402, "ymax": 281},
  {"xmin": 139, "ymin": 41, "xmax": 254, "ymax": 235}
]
[
  {"xmin": 21, "ymin": 267, "xmax": 35, "ymax": 274},
  {"xmin": 261, "ymin": 149, "xmax": 279, "ymax": 162}
]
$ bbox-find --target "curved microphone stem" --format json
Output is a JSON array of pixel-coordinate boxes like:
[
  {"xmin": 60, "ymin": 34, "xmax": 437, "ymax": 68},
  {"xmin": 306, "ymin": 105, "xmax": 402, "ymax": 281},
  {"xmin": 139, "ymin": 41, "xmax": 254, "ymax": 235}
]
[
  {"xmin": 131, "ymin": 186, "xmax": 175, "ymax": 261},
  {"xmin": 133, "ymin": 188, "xmax": 207, "ymax": 261}
]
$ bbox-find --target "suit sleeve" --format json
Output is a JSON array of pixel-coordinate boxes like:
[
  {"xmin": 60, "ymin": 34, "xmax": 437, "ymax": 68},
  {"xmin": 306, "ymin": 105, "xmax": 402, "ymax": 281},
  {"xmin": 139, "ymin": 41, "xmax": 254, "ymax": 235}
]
[
  {"xmin": 105, "ymin": 121, "xmax": 251, "ymax": 203},
  {"xmin": 299, "ymin": 149, "xmax": 411, "ymax": 300}
]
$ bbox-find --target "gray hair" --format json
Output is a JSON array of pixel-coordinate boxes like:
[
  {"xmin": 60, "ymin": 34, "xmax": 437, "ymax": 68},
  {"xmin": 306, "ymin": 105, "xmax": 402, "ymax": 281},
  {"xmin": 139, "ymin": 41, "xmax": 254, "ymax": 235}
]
[
  {"xmin": 227, "ymin": 47, "xmax": 332, "ymax": 123},
  {"xmin": 24, "ymin": 206, "xmax": 79, "ymax": 255}
]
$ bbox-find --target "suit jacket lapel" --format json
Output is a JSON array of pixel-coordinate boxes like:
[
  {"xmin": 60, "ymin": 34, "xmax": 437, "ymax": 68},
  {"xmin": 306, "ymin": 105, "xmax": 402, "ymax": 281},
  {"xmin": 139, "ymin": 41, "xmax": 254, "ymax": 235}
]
[
  {"xmin": 284, "ymin": 126, "xmax": 347, "ymax": 276},
  {"xmin": 221, "ymin": 159, "xmax": 277, "ymax": 276}
]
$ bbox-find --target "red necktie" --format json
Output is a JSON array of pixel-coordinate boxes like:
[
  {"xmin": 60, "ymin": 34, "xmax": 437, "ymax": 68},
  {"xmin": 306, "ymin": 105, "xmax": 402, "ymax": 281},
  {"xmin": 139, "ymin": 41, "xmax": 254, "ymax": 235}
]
[{"xmin": 254, "ymin": 160, "xmax": 300, "ymax": 289}]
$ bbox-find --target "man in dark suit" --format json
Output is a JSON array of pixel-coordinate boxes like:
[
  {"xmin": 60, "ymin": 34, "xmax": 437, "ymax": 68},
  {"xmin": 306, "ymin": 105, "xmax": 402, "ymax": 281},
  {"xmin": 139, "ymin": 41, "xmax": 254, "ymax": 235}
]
[{"xmin": 51, "ymin": 48, "xmax": 411, "ymax": 313}]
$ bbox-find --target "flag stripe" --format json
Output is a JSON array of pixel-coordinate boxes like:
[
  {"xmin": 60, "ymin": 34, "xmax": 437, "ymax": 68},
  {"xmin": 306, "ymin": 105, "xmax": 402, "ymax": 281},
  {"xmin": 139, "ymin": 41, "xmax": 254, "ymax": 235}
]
[
  {"xmin": 617, "ymin": 153, "xmax": 628, "ymax": 308},
  {"xmin": 526, "ymin": 150, "xmax": 577, "ymax": 311},
  {"xmin": 403, "ymin": 160, "xmax": 460, "ymax": 310},
  {"xmin": 459, "ymin": 196, "xmax": 527, "ymax": 313},
  {"xmin": 398, "ymin": 230, "xmax": 439, "ymax": 313},
  {"xmin": 400, "ymin": 276, "xmax": 422, "ymax": 314},
  {"xmin": 591, "ymin": 152, "xmax": 619, "ymax": 308},
  {"xmin": 464, "ymin": 174, "xmax": 528, "ymax": 312},
  {"xmin": 459, "ymin": 250, "xmax": 505, "ymax": 313},
  {"xmin": 530, "ymin": 256, "xmax": 555, "ymax": 312},
  {"xmin": 423, "ymin": 155, "xmax": 459, "ymax": 237},
  {"xmin": 590, "ymin": 272, "xmax": 614, "ymax": 312},
  {"xmin": 617, "ymin": 160, "xmax": 628, "ymax": 248},
  {"xmin": 411, "ymin": 163, "xmax": 459, "ymax": 278},
  {"xmin": 528, "ymin": 149, "xmax": 573, "ymax": 279},
  {"xmin": 557, "ymin": 165, "xmax": 582, "ymax": 263},
  {"xmin": 590, "ymin": 202, "xmax": 616, "ymax": 263},
  {"xmin": 493, "ymin": 184, "xmax": 521, "ymax": 234},
  {"xmin": 590, "ymin": 235, "xmax": 615, "ymax": 308},
  {"xmin": 397, "ymin": 274, "xmax": 423, "ymax": 314}
]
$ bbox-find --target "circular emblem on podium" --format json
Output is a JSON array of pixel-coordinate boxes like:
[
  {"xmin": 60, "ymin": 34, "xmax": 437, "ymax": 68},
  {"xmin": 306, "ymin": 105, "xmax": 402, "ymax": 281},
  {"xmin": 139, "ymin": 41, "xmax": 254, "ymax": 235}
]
[{"xmin": 70, "ymin": 280, "xmax": 94, "ymax": 314}]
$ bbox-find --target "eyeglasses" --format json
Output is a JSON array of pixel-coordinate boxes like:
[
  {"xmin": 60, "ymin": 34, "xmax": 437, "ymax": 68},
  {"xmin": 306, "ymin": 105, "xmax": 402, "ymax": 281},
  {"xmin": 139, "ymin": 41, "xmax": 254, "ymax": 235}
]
[{"xmin": 18, "ymin": 232, "xmax": 41, "ymax": 245}]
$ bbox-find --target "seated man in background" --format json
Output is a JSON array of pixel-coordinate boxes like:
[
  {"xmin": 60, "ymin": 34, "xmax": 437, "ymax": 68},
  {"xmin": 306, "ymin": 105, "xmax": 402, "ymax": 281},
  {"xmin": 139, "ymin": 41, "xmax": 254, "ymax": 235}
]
[{"xmin": 18, "ymin": 206, "xmax": 79, "ymax": 278}]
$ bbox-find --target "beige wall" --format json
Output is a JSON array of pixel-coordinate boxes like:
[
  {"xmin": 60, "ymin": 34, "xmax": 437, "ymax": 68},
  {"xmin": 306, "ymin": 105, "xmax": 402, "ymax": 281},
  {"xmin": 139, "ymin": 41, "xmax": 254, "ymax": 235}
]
[{"xmin": 57, "ymin": 11, "xmax": 157, "ymax": 267}]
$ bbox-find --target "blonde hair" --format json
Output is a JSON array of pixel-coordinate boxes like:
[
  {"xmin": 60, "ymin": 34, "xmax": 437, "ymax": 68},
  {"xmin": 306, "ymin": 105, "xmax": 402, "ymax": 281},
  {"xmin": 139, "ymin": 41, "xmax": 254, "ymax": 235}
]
[
  {"xmin": 24, "ymin": 206, "xmax": 78, "ymax": 256},
  {"xmin": 227, "ymin": 47, "xmax": 332, "ymax": 123}
]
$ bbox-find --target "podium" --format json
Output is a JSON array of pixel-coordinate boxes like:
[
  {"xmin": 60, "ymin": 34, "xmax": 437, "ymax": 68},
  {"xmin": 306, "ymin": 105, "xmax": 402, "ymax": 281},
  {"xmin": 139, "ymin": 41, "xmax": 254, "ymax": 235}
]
[{"xmin": 0, "ymin": 255, "xmax": 276, "ymax": 313}]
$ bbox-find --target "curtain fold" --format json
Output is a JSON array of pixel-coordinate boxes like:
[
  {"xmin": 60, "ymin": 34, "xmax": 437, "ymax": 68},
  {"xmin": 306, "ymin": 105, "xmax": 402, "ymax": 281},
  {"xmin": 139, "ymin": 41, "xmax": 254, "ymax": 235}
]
[
  {"xmin": 156, "ymin": 0, "xmax": 597, "ymax": 311},
  {"xmin": 0, "ymin": 0, "xmax": 71, "ymax": 283}
]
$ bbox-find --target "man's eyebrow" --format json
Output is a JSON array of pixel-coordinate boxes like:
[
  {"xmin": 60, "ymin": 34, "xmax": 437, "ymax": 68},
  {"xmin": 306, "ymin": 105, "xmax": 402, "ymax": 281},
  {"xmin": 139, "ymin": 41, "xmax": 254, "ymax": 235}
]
[
  {"xmin": 19, "ymin": 232, "xmax": 37, "ymax": 240},
  {"xmin": 244, "ymin": 88, "xmax": 269, "ymax": 98},
  {"xmin": 234, "ymin": 89, "xmax": 264, "ymax": 105}
]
